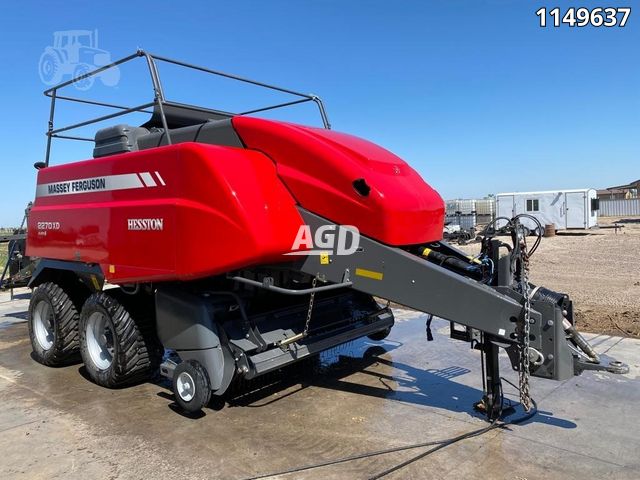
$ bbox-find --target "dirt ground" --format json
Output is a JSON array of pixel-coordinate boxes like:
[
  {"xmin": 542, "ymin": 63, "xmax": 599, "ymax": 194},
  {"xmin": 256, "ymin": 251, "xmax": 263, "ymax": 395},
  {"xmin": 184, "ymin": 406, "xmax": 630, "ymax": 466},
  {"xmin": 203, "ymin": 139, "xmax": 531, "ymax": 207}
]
[{"xmin": 458, "ymin": 217, "xmax": 640, "ymax": 338}]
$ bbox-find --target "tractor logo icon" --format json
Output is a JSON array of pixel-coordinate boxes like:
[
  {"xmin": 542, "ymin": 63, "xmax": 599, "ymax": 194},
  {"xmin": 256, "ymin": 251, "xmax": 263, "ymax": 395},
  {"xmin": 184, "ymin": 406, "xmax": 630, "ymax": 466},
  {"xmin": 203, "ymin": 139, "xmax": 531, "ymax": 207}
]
[{"xmin": 39, "ymin": 30, "xmax": 120, "ymax": 91}]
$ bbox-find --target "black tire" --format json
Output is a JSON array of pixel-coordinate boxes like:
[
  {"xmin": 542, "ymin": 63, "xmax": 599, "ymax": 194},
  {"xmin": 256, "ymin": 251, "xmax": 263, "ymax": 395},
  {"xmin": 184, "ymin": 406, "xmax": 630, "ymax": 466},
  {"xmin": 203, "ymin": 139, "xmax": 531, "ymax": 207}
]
[
  {"xmin": 79, "ymin": 291, "xmax": 161, "ymax": 388},
  {"xmin": 28, "ymin": 282, "xmax": 82, "ymax": 366},
  {"xmin": 173, "ymin": 360, "xmax": 212, "ymax": 413},
  {"xmin": 367, "ymin": 326, "xmax": 392, "ymax": 341}
]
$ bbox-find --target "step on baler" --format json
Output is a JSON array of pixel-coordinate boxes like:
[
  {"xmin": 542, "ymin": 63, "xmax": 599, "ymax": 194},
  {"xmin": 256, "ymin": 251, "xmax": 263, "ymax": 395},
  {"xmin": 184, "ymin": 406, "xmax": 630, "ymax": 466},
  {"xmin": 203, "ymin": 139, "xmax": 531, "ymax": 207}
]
[{"xmin": 25, "ymin": 51, "xmax": 627, "ymax": 417}]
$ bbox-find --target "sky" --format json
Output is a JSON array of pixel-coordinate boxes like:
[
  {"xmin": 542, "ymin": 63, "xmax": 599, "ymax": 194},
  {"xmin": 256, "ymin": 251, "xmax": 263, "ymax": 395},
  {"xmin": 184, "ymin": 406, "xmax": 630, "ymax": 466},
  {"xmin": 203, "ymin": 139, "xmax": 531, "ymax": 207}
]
[{"xmin": 0, "ymin": 0, "xmax": 638, "ymax": 226}]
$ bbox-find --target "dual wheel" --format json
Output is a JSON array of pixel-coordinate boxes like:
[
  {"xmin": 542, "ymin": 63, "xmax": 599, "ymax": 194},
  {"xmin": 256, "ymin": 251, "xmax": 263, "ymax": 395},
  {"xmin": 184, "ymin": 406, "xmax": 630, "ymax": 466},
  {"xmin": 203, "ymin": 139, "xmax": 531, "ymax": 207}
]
[
  {"xmin": 28, "ymin": 282, "xmax": 211, "ymax": 412},
  {"xmin": 29, "ymin": 283, "xmax": 160, "ymax": 387}
]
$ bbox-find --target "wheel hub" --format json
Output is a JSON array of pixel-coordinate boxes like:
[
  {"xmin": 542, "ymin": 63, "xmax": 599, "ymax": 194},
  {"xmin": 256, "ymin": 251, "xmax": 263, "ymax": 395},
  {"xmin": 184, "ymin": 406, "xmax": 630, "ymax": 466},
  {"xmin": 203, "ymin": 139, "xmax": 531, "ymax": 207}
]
[
  {"xmin": 86, "ymin": 311, "xmax": 114, "ymax": 370},
  {"xmin": 33, "ymin": 300, "xmax": 54, "ymax": 350},
  {"xmin": 176, "ymin": 372, "xmax": 195, "ymax": 402}
]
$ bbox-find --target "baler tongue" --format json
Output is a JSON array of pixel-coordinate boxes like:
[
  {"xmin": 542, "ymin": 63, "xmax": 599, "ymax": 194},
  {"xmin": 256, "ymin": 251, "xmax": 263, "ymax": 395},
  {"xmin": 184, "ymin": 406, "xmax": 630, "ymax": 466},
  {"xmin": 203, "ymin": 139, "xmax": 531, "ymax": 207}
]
[
  {"xmin": 564, "ymin": 322, "xmax": 629, "ymax": 374},
  {"xmin": 579, "ymin": 358, "xmax": 630, "ymax": 374},
  {"xmin": 291, "ymin": 209, "xmax": 629, "ymax": 418}
]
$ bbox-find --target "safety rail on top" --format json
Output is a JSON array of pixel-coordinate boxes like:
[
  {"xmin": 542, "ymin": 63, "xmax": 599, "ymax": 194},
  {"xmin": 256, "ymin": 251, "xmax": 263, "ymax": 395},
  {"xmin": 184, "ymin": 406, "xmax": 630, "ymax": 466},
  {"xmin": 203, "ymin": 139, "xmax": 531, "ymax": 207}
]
[{"xmin": 41, "ymin": 49, "xmax": 331, "ymax": 167}]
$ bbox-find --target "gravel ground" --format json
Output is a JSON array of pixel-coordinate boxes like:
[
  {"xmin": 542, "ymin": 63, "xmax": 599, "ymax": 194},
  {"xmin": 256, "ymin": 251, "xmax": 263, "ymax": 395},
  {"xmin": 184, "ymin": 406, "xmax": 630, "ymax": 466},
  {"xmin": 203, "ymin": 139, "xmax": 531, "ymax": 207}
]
[{"xmin": 458, "ymin": 217, "xmax": 640, "ymax": 338}]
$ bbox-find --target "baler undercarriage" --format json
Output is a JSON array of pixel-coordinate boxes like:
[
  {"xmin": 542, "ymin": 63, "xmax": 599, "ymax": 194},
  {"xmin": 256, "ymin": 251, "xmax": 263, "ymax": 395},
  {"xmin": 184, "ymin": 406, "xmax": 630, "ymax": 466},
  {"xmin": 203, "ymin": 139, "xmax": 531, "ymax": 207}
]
[{"xmin": 24, "ymin": 51, "xmax": 627, "ymax": 419}]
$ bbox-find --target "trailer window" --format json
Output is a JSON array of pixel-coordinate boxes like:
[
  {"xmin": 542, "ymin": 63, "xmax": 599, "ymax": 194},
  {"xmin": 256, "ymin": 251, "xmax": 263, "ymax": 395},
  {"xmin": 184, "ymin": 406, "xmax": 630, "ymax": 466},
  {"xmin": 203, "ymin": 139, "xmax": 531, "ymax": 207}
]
[
  {"xmin": 591, "ymin": 198, "xmax": 600, "ymax": 212},
  {"xmin": 526, "ymin": 199, "xmax": 539, "ymax": 212}
]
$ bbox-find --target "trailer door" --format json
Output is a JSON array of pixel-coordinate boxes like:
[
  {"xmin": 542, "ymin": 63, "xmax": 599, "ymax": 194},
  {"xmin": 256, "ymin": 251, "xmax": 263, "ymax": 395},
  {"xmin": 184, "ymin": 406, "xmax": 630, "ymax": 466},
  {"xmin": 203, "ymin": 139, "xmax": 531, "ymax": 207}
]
[
  {"xmin": 565, "ymin": 191, "xmax": 586, "ymax": 228},
  {"xmin": 496, "ymin": 195, "xmax": 514, "ymax": 228}
]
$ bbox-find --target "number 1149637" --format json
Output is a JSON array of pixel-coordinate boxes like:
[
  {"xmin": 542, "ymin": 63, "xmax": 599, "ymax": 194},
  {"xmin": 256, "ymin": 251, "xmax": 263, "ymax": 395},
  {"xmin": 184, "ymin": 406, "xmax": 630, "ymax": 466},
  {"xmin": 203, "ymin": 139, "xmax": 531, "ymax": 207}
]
[{"xmin": 536, "ymin": 7, "xmax": 631, "ymax": 27}]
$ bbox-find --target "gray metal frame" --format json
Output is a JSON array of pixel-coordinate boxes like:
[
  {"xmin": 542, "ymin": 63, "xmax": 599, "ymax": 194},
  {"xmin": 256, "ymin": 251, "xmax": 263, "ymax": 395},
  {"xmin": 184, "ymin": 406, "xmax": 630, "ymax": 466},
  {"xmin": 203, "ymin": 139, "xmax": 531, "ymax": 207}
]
[
  {"xmin": 42, "ymin": 50, "xmax": 331, "ymax": 166},
  {"xmin": 155, "ymin": 284, "xmax": 394, "ymax": 395},
  {"xmin": 295, "ymin": 209, "xmax": 577, "ymax": 382},
  {"xmin": 297, "ymin": 210, "xmax": 534, "ymax": 340}
]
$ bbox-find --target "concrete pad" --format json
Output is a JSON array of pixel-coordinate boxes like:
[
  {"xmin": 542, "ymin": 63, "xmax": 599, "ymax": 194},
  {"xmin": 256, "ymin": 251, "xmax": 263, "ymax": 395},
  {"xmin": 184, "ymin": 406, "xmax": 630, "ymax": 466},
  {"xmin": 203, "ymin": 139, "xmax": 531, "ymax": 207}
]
[{"xmin": 0, "ymin": 289, "xmax": 638, "ymax": 480}]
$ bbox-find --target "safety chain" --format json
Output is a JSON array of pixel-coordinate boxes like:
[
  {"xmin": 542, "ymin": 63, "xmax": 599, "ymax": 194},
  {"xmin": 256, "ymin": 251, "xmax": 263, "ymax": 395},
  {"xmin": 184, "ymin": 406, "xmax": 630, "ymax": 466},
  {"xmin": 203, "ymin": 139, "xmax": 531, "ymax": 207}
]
[
  {"xmin": 301, "ymin": 276, "xmax": 318, "ymax": 337},
  {"xmin": 518, "ymin": 233, "xmax": 533, "ymax": 412},
  {"xmin": 277, "ymin": 276, "xmax": 318, "ymax": 350}
]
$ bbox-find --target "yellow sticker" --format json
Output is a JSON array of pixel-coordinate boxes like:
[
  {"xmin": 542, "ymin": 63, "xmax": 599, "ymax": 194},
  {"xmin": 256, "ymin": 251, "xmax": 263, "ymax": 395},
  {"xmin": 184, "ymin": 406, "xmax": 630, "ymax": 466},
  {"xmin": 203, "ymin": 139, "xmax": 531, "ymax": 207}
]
[
  {"xmin": 108, "ymin": 265, "xmax": 115, "ymax": 274},
  {"xmin": 320, "ymin": 252, "xmax": 330, "ymax": 265},
  {"xmin": 90, "ymin": 275, "xmax": 101, "ymax": 291},
  {"xmin": 355, "ymin": 268, "xmax": 384, "ymax": 281}
]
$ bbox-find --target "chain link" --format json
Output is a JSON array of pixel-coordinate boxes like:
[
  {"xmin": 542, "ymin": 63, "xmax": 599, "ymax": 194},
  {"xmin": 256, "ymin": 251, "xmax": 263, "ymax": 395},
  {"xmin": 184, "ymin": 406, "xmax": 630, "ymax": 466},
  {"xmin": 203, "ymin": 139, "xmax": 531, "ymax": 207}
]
[
  {"xmin": 301, "ymin": 276, "xmax": 318, "ymax": 337},
  {"xmin": 518, "ymin": 229, "xmax": 533, "ymax": 412}
]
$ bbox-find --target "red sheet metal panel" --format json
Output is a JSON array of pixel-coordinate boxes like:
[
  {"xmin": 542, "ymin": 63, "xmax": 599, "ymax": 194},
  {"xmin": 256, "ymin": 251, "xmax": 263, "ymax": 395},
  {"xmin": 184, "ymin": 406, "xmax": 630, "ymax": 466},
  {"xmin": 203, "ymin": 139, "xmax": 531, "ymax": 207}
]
[
  {"xmin": 233, "ymin": 117, "xmax": 445, "ymax": 246},
  {"xmin": 27, "ymin": 143, "xmax": 303, "ymax": 283}
]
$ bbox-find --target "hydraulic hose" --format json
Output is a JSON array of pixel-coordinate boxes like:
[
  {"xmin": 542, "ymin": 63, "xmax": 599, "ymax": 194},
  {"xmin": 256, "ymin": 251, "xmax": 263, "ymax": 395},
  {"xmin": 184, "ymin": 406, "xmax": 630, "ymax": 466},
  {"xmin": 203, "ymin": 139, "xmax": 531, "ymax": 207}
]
[{"xmin": 420, "ymin": 247, "xmax": 483, "ymax": 281}]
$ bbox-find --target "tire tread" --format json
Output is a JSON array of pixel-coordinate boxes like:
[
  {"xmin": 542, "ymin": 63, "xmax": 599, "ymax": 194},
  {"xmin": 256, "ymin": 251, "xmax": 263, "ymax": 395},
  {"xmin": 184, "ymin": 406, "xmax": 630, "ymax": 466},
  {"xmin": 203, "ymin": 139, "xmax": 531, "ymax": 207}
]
[
  {"xmin": 80, "ymin": 291, "xmax": 162, "ymax": 388},
  {"xmin": 28, "ymin": 282, "xmax": 82, "ymax": 366}
]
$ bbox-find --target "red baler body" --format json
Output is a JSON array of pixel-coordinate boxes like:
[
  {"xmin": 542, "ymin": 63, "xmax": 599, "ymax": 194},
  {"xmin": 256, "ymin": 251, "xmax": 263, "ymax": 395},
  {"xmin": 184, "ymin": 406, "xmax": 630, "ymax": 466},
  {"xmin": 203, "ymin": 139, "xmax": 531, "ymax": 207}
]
[{"xmin": 27, "ymin": 117, "xmax": 445, "ymax": 283}]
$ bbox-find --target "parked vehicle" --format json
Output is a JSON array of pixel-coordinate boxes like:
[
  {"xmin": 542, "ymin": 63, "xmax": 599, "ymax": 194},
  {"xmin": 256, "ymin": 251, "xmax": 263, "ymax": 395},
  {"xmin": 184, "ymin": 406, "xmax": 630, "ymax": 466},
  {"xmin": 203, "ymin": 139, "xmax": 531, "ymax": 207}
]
[{"xmin": 496, "ymin": 189, "xmax": 599, "ymax": 234}]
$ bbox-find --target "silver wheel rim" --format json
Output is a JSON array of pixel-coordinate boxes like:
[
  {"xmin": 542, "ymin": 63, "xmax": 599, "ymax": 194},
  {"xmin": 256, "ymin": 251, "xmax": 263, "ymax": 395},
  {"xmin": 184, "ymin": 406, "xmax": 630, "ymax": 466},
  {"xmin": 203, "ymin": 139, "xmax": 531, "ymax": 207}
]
[
  {"xmin": 86, "ymin": 311, "xmax": 114, "ymax": 370},
  {"xmin": 33, "ymin": 300, "xmax": 54, "ymax": 350},
  {"xmin": 176, "ymin": 372, "xmax": 195, "ymax": 402}
]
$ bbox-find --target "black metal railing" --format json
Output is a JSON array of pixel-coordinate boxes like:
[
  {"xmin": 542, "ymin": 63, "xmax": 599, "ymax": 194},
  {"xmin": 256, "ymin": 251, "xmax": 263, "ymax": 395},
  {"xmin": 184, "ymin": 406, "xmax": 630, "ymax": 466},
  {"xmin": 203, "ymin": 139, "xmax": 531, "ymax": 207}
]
[{"xmin": 43, "ymin": 49, "xmax": 331, "ymax": 166}]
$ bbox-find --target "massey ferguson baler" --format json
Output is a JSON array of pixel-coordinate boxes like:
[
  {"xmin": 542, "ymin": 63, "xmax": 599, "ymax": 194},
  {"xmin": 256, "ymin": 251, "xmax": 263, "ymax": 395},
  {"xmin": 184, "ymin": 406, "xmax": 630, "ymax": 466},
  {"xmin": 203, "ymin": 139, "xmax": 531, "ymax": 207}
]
[{"xmin": 25, "ymin": 51, "xmax": 626, "ymax": 416}]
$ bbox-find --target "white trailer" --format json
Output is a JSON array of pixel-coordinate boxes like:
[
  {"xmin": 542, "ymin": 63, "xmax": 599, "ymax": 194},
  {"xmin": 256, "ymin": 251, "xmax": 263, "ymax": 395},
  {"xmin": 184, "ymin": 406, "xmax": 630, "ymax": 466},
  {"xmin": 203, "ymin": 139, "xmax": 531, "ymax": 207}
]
[{"xmin": 496, "ymin": 189, "xmax": 598, "ymax": 232}]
